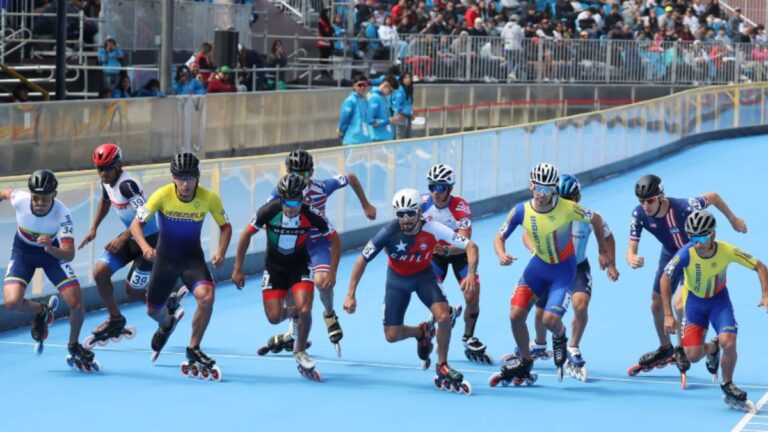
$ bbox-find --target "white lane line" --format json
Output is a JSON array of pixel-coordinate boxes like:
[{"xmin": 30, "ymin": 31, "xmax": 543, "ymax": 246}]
[
  {"xmin": 732, "ymin": 391, "xmax": 768, "ymax": 432},
  {"xmin": 2, "ymin": 339, "xmax": 768, "ymax": 390}
]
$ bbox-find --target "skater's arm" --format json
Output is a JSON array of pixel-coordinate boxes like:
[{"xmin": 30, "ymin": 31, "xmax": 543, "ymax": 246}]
[
  {"xmin": 344, "ymin": 256, "xmax": 368, "ymax": 314},
  {"xmin": 461, "ymin": 241, "xmax": 479, "ymax": 294},
  {"xmin": 211, "ymin": 223, "xmax": 232, "ymax": 268},
  {"xmin": 660, "ymin": 274, "xmax": 676, "ymax": 334},
  {"xmin": 754, "ymin": 260, "xmax": 768, "ymax": 311},
  {"xmin": 232, "ymin": 228, "xmax": 255, "ymax": 289},
  {"xmin": 130, "ymin": 218, "xmax": 154, "ymax": 262},
  {"xmin": 702, "ymin": 192, "xmax": 747, "ymax": 233},
  {"xmin": 605, "ymin": 233, "xmax": 619, "ymax": 281},
  {"xmin": 347, "ymin": 173, "xmax": 377, "ymax": 220},
  {"xmin": 38, "ymin": 236, "xmax": 75, "ymax": 261},
  {"xmin": 494, "ymin": 233, "xmax": 516, "ymax": 266},
  {"xmin": 626, "ymin": 239, "xmax": 644, "ymax": 268}
]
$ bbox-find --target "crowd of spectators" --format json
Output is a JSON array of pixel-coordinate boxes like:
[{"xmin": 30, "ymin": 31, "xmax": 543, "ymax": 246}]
[{"xmin": 318, "ymin": 0, "xmax": 768, "ymax": 83}]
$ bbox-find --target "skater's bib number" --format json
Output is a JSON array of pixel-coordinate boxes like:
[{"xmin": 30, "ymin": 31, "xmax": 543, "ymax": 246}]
[
  {"xmin": 129, "ymin": 270, "xmax": 151, "ymax": 289},
  {"xmin": 261, "ymin": 271, "xmax": 271, "ymax": 290},
  {"xmin": 60, "ymin": 263, "xmax": 75, "ymax": 278}
]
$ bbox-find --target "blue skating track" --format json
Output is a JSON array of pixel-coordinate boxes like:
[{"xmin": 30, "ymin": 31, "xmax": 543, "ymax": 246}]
[{"xmin": 1, "ymin": 136, "xmax": 767, "ymax": 431}]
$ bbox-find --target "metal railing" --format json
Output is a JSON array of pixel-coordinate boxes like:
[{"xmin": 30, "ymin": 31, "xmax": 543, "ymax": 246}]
[
  {"xmin": 271, "ymin": 0, "xmax": 319, "ymax": 32},
  {"xmin": 0, "ymin": 9, "xmax": 96, "ymax": 64}
]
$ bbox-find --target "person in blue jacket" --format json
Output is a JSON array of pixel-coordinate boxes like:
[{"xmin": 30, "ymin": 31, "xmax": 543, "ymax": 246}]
[
  {"xmin": 367, "ymin": 75, "xmax": 398, "ymax": 142},
  {"xmin": 171, "ymin": 65, "xmax": 207, "ymax": 96},
  {"xmin": 337, "ymin": 74, "xmax": 372, "ymax": 146},
  {"xmin": 392, "ymin": 72, "xmax": 414, "ymax": 139}
]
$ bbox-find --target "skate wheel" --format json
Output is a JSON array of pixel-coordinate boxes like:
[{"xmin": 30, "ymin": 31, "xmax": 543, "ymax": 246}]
[
  {"xmin": 66, "ymin": 355, "xmax": 75, "ymax": 369},
  {"xmin": 443, "ymin": 379, "xmax": 452, "ymax": 392},
  {"xmin": 580, "ymin": 366, "xmax": 588, "ymax": 382},
  {"xmin": 211, "ymin": 366, "xmax": 222, "ymax": 382},
  {"xmin": 556, "ymin": 366, "xmax": 564, "ymax": 383},
  {"xmin": 488, "ymin": 373, "xmax": 500, "ymax": 387},
  {"xmin": 91, "ymin": 360, "xmax": 101, "ymax": 373},
  {"xmin": 190, "ymin": 364, "xmax": 200, "ymax": 378},
  {"xmin": 627, "ymin": 365, "xmax": 642, "ymax": 377},
  {"xmin": 434, "ymin": 377, "xmax": 442, "ymax": 389},
  {"xmin": 680, "ymin": 373, "xmax": 687, "ymax": 390},
  {"xmin": 110, "ymin": 337, "xmax": 121, "ymax": 343},
  {"xmin": 312, "ymin": 369, "xmax": 322, "ymax": 382},
  {"xmin": 526, "ymin": 375, "xmax": 537, "ymax": 386},
  {"xmin": 83, "ymin": 335, "xmax": 96, "ymax": 350},
  {"xmin": 150, "ymin": 351, "xmax": 160, "ymax": 362},
  {"xmin": 201, "ymin": 367, "xmax": 210, "ymax": 380},
  {"xmin": 124, "ymin": 327, "xmax": 137, "ymax": 340},
  {"xmin": 483, "ymin": 353, "xmax": 494, "ymax": 365},
  {"xmin": 257, "ymin": 345, "xmax": 271, "ymax": 356},
  {"xmin": 83, "ymin": 362, "xmax": 93, "ymax": 373},
  {"xmin": 460, "ymin": 380, "xmax": 472, "ymax": 395},
  {"xmin": 422, "ymin": 358, "xmax": 431, "ymax": 370},
  {"xmin": 34, "ymin": 341, "xmax": 44, "ymax": 356},
  {"xmin": 334, "ymin": 343, "xmax": 341, "ymax": 358},
  {"xmin": 513, "ymin": 378, "xmax": 523, "ymax": 386},
  {"xmin": 181, "ymin": 362, "xmax": 191, "ymax": 377}
]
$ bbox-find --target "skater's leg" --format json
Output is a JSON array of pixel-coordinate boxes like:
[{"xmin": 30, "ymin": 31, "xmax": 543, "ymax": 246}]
[
  {"xmin": 145, "ymin": 255, "xmax": 178, "ymax": 328},
  {"xmin": 383, "ymin": 325, "xmax": 423, "ymax": 342},
  {"xmin": 94, "ymin": 261, "xmax": 121, "ymax": 317},
  {"xmin": 461, "ymin": 276, "xmax": 480, "ymax": 338},
  {"xmin": 719, "ymin": 333, "xmax": 737, "ymax": 384},
  {"xmin": 429, "ymin": 301, "xmax": 452, "ymax": 364},
  {"xmin": 3, "ymin": 281, "xmax": 43, "ymax": 315},
  {"xmin": 291, "ymin": 281, "xmax": 314, "ymax": 353},
  {"xmin": 570, "ymin": 292, "xmax": 589, "ymax": 347},
  {"xmin": 314, "ymin": 271, "xmax": 335, "ymax": 316},
  {"xmin": 542, "ymin": 311, "xmax": 565, "ymax": 337},
  {"xmin": 533, "ymin": 306, "xmax": 547, "ymax": 345},
  {"xmin": 651, "ymin": 291, "xmax": 673, "ymax": 347},
  {"xmin": 59, "ymin": 284, "xmax": 84, "ymax": 345},
  {"xmin": 263, "ymin": 295, "xmax": 291, "ymax": 324},
  {"xmin": 510, "ymin": 305, "xmax": 532, "ymax": 359},
  {"xmin": 188, "ymin": 283, "xmax": 215, "ymax": 348},
  {"xmin": 673, "ymin": 290, "xmax": 685, "ymax": 346}
]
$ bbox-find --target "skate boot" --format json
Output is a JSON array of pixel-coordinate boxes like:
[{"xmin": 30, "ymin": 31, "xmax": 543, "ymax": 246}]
[
  {"xmin": 434, "ymin": 362, "xmax": 472, "ymax": 395},
  {"xmin": 150, "ymin": 310, "xmax": 183, "ymax": 362},
  {"xmin": 295, "ymin": 350, "xmax": 322, "ymax": 382},
  {"xmin": 83, "ymin": 315, "xmax": 137, "ymax": 349},
  {"xmin": 489, "ymin": 356, "xmax": 537, "ymax": 387},
  {"xmin": 66, "ymin": 342, "xmax": 101, "ymax": 373},
  {"xmin": 627, "ymin": 344, "xmax": 675, "ymax": 377},
  {"xmin": 501, "ymin": 340, "xmax": 552, "ymax": 364},
  {"xmin": 552, "ymin": 330, "xmax": 568, "ymax": 382},
  {"xmin": 448, "ymin": 304, "xmax": 463, "ymax": 329},
  {"xmin": 166, "ymin": 286, "xmax": 188, "ymax": 317},
  {"xmin": 721, "ymin": 382, "xmax": 756, "ymax": 413},
  {"xmin": 565, "ymin": 346, "xmax": 588, "ymax": 382},
  {"xmin": 462, "ymin": 335, "xmax": 493, "ymax": 364},
  {"xmin": 256, "ymin": 318, "xmax": 312, "ymax": 356},
  {"xmin": 705, "ymin": 338, "xmax": 720, "ymax": 384},
  {"xmin": 674, "ymin": 346, "xmax": 691, "ymax": 390},
  {"xmin": 417, "ymin": 320, "xmax": 436, "ymax": 370},
  {"xmin": 323, "ymin": 310, "xmax": 343, "ymax": 357},
  {"xmin": 181, "ymin": 346, "xmax": 221, "ymax": 381},
  {"xmin": 31, "ymin": 296, "xmax": 59, "ymax": 356}
]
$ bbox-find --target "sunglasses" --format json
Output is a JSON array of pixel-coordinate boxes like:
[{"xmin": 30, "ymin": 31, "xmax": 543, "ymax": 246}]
[
  {"xmin": 690, "ymin": 234, "xmax": 711, "ymax": 244},
  {"xmin": 639, "ymin": 196, "xmax": 659, "ymax": 205},
  {"xmin": 428, "ymin": 184, "xmax": 449, "ymax": 193},
  {"xmin": 173, "ymin": 175, "xmax": 198, "ymax": 183},
  {"xmin": 532, "ymin": 184, "xmax": 556, "ymax": 195},
  {"xmin": 395, "ymin": 209, "xmax": 418, "ymax": 219},
  {"xmin": 282, "ymin": 199, "xmax": 302, "ymax": 208},
  {"xmin": 354, "ymin": 82, "xmax": 369, "ymax": 88},
  {"xmin": 290, "ymin": 170, "xmax": 312, "ymax": 179}
]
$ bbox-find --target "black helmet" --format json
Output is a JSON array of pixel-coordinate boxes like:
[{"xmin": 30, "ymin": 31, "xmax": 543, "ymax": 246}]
[
  {"xmin": 685, "ymin": 210, "xmax": 716, "ymax": 237},
  {"xmin": 171, "ymin": 153, "xmax": 200, "ymax": 177},
  {"xmin": 635, "ymin": 174, "xmax": 663, "ymax": 199},
  {"xmin": 277, "ymin": 173, "xmax": 306, "ymax": 200},
  {"xmin": 285, "ymin": 149, "xmax": 314, "ymax": 172},
  {"xmin": 28, "ymin": 169, "xmax": 58, "ymax": 195}
]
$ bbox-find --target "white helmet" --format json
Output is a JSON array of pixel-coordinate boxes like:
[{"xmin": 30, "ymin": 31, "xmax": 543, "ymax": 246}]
[
  {"xmin": 392, "ymin": 188, "xmax": 421, "ymax": 211},
  {"xmin": 685, "ymin": 210, "xmax": 717, "ymax": 237},
  {"xmin": 530, "ymin": 162, "xmax": 559, "ymax": 186},
  {"xmin": 426, "ymin": 164, "xmax": 455, "ymax": 185}
]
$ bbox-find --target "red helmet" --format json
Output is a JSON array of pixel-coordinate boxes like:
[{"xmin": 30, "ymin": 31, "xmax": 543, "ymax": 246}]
[{"xmin": 92, "ymin": 143, "xmax": 122, "ymax": 167}]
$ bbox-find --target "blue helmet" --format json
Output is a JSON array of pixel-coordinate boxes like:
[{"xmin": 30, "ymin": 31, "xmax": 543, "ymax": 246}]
[{"xmin": 558, "ymin": 174, "xmax": 581, "ymax": 198}]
